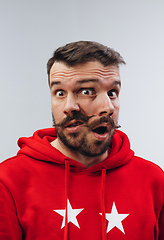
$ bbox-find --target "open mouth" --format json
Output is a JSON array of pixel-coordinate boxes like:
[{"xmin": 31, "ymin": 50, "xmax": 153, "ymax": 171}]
[{"xmin": 92, "ymin": 126, "xmax": 107, "ymax": 135}]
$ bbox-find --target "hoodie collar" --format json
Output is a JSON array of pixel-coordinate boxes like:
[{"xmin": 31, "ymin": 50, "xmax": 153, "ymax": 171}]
[{"xmin": 18, "ymin": 128, "xmax": 134, "ymax": 173}]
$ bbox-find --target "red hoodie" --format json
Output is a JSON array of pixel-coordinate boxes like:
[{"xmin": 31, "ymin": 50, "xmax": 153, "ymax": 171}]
[{"xmin": 0, "ymin": 128, "xmax": 163, "ymax": 240}]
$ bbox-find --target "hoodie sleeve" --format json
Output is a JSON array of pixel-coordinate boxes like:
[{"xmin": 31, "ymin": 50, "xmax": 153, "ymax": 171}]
[
  {"xmin": 159, "ymin": 203, "xmax": 164, "ymax": 240},
  {"xmin": 0, "ymin": 181, "xmax": 23, "ymax": 240}
]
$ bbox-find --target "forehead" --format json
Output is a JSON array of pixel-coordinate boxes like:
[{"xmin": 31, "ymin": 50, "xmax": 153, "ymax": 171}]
[{"xmin": 49, "ymin": 61, "xmax": 121, "ymax": 87}]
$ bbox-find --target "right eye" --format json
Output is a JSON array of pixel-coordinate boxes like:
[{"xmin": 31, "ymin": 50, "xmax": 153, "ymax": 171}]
[{"xmin": 55, "ymin": 90, "xmax": 66, "ymax": 97}]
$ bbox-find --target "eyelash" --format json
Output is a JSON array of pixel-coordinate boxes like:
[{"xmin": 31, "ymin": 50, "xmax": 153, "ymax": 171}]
[
  {"xmin": 54, "ymin": 88, "xmax": 118, "ymax": 99},
  {"xmin": 108, "ymin": 89, "xmax": 118, "ymax": 99},
  {"xmin": 54, "ymin": 88, "xmax": 96, "ymax": 97},
  {"xmin": 54, "ymin": 89, "xmax": 66, "ymax": 97},
  {"xmin": 78, "ymin": 88, "xmax": 96, "ymax": 96}
]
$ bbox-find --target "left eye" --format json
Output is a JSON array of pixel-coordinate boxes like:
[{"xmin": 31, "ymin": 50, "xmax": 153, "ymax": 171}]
[
  {"xmin": 78, "ymin": 89, "xmax": 96, "ymax": 98},
  {"xmin": 81, "ymin": 89, "xmax": 93, "ymax": 95},
  {"xmin": 108, "ymin": 90, "xmax": 117, "ymax": 98}
]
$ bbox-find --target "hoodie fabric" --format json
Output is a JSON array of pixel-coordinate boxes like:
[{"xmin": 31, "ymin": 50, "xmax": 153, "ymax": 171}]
[{"xmin": 0, "ymin": 128, "xmax": 163, "ymax": 240}]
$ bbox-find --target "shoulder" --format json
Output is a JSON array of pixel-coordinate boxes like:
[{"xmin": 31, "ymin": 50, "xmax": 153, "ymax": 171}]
[
  {"xmin": 0, "ymin": 154, "xmax": 38, "ymax": 184},
  {"xmin": 0, "ymin": 155, "xmax": 23, "ymax": 177},
  {"xmin": 133, "ymin": 156, "xmax": 163, "ymax": 173},
  {"xmin": 130, "ymin": 156, "xmax": 164, "ymax": 186}
]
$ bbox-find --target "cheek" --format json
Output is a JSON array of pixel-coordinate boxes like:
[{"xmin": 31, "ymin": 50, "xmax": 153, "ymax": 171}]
[
  {"xmin": 51, "ymin": 101, "xmax": 64, "ymax": 123},
  {"xmin": 113, "ymin": 102, "xmax": 120, "ymax": 122}
]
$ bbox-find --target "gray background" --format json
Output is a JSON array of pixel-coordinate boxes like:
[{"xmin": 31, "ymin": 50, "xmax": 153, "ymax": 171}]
[{"xmin": 1, "ymin": 0, "xmax": 164, "ymax": 170}]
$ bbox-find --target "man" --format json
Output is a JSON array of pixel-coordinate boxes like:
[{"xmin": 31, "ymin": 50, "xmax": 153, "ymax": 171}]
[{"xmin": 0, "ymin": 41, "xmax": 163, "ymax": 240}]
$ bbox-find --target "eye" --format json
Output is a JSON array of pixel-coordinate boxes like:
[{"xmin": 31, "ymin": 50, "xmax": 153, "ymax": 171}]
[
  {"xmin": 81, "ymin": 89, "xmax": 93, "ymax": 95},
  {"xmin": 108, "ymin": 90, "xmax": 118, "ymax": 99},
  {"xmin": 78, "ymin": 88, "xmax": 97, "ymax": 98},
  {"xmin": 55, "ymin": 90, "xmax": 66, "ymax": 97}
]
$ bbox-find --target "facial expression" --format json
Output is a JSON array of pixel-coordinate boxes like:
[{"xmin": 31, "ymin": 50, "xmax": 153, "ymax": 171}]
[{"xmin": 50, "ymin": 61, "xmax": 121, "ymax": 157}]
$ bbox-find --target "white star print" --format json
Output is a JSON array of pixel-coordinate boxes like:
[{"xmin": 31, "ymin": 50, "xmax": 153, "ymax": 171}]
[
  {"xmin": 100, "ymin": 202, "xmax": 129, "ymax": 234},
  {"xmin": 53, "ymin": 199, "xmax": 84, "ymax": 229}
]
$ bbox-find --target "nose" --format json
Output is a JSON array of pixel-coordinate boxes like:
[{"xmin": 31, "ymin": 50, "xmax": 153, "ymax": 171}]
[
  {"xmin": 97, "ymin": 94, "xmax": 114, "ymax": 116},
  {"xmin": 63, "ymin": 94, "xmax": 80, "ymax": 115}
]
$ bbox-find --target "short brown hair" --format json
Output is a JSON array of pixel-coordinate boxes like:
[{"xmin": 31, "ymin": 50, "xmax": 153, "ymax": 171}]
[{"xmin": 47, "ymin": 41, "xmax": 125, "ymax": 85}]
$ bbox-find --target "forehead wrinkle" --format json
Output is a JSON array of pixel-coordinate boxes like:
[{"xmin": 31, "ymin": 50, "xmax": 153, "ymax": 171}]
[
  {"xmin": 50, "ymin": 71, "xmax": 120, "ymax": 83},
  {"xmin": 89, "ymin": 69, "xmax": 120, "ymax": 78},
  {"xmin": 50, "ymin": 71, "xmax": 72, "ymax": 78},
  {"xmin": 76, "ymin": 79, "xmax": 99, "ymax": 84},
  {"xmin": 50, "ymin": 66, "xmax": 120, "ymax": 77},
  {"xmin": 50, "ymin": 65, "xmax": 121, "ymax": 88}
]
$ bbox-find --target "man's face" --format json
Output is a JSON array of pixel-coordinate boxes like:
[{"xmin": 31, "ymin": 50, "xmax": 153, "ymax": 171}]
[{"xmin": 50, "ymin": 61, "xmax": 121, "ymax": 157}]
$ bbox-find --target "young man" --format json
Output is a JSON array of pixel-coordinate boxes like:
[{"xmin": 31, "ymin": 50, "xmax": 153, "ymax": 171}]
[{"xmin": 0, "ymin": 41, "xmax": 163, "ymax": 240}]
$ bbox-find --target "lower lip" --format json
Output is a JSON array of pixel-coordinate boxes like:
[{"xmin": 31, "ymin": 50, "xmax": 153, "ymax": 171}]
[
  {"xmin": 65, "ymin": 125, "xmax": 83, "ymax": 133},
  {"xmin": 92, "ymin": 132, "xmax": 109, "ymax": 141}
]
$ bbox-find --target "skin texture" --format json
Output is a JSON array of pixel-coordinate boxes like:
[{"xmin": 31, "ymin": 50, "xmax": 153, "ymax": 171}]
[{"xmin": 50, "ymin": 61, "xmax": 121, "ymax": 167}]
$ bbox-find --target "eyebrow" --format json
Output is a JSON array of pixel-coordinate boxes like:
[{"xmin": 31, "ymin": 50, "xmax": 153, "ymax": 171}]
[
  {"xmin": 77, "ymin": 79, "xmax": 121, "ymax": 88},
  {"xmin": 50, "ymin": 79, "xmax": 121, "ymax": 88},
  {"xmin": 114, "ymin": 80, "xmax": 121, "ymax": 87},
  {"xmin": 50, "ymin": 79, "xmax": 99, "ymax": 88},
  {"xmin": 50, "ymin": 81, "xmax": 61, "ymax": 88}
]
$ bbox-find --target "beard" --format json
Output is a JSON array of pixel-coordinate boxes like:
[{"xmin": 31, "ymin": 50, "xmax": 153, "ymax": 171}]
[{"xmin": 52, "ymin": 111, "xmax": 120, "ymax": 157}]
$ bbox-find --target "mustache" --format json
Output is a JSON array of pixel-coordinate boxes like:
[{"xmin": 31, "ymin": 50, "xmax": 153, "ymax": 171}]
[
  {"xmin": 53, "ymin": 111, "xmax": 120, "ymax": 129},
  {"xmin": 87, "ymin": 115, "xmax": 116, "ymax": 130},
  {"xmin": 53, "ymin": 112, "xmax": 94, "ymax": 128}
]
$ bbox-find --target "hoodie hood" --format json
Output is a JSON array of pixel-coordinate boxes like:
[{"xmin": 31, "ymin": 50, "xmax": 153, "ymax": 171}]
[{"xmin": 17, "ymin": 128, "xmax": 134, "ymax": 173}]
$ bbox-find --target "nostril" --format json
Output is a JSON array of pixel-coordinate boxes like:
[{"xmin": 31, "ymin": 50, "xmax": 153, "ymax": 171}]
[
  {"xmin": 99, "ymin": 111, "xmax": 113, "ymax": 117},
  {"xmin": 64, "ymin": 109, "xmax": 80, "ymax": 116},
  {"xmin": 72, "ymin": 110, "xmax": 79, "ymax": 113},
  {"xmin": 100, "ymin": 111, "xmax": 108, "ymax": 115},
  {"xmin": 63, "ymin": 99, "xmax": 80, "ymax": 115}
]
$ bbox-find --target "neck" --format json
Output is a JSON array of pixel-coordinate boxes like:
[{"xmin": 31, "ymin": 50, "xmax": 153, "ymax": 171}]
[{"xmin": 50, "ymin": 138, "xmax": 110, "ymax": 168}]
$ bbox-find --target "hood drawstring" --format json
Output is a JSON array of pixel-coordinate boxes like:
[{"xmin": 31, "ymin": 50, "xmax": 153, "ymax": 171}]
[
  {"xmin": 101, "ymin": 168, "xmax": 107, "ymax": 240},
  {"xmin": 64, "ymin": 162, "xmax": 107, "ymax": 240},
  {"xmin": 64, "ymin": 160, "xmax": 69, "ymax": 240}
]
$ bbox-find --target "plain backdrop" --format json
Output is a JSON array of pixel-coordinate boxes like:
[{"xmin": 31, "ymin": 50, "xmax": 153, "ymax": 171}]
[{"xmin": 0, "ymin": 0, "xmax": 164, "ymax": 170}]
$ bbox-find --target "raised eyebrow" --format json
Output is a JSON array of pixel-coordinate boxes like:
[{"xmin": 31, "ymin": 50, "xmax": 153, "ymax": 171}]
[
  {"xmin": 50, "ymin": 79, "xmax": 121, "ymax": 88},
  {"xmin": 50, "ymin": 81, "xmax": 61, "ymax": 88},
  {"xmin": 77, "ymin": 79, "xmax": 121, "ymax": 87},
  {"xmin": 113, "ymin": 80, "xmax": 121, "ymax": 87},
  {"xmin": 50, "ymin": 79, "xmax": 99, "ymax": 88}
]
